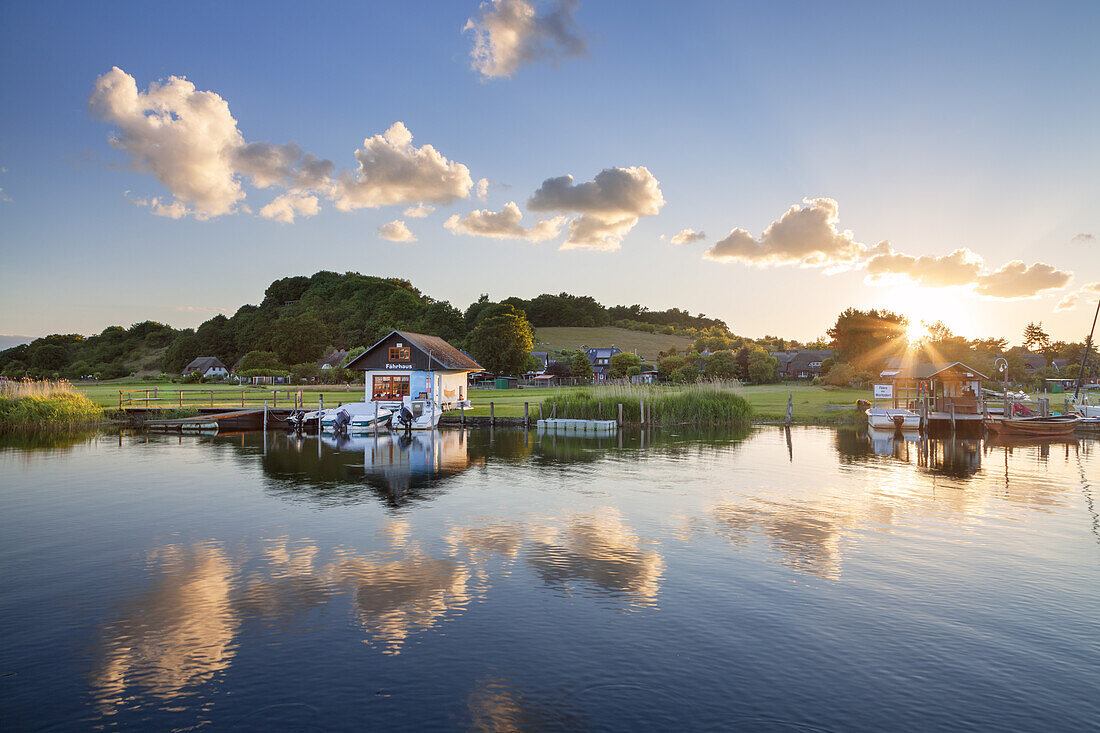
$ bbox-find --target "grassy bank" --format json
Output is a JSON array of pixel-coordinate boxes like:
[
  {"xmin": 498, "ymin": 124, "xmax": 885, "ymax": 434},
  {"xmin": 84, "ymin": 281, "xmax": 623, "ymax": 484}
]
[
  {"xmin": 0, "ymin": 379, "xmax": 103, "ymax": 432},
  {"xmin": 540, "ymin": 382, "xmax": 752, "ymax": 425}
]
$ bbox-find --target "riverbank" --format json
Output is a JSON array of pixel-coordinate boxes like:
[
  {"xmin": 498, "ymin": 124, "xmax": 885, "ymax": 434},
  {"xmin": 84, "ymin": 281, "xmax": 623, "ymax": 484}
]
[{"xmin": 0, "ymin": 379, "xmax": 103, "ymax": 433}]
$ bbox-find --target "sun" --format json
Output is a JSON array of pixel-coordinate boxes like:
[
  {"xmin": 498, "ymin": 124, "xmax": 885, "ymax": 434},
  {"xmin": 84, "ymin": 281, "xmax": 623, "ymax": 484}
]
[{"xmin": 905, "ymin": 319, "xmax": 928, "ymax": 345}]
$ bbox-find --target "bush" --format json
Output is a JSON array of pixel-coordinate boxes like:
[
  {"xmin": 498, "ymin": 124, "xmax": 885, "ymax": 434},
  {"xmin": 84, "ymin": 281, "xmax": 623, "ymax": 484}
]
[
  {"xmin": 824, "ymin": 363, "xmax": 856, "ymax": 387},
  {"xmin": 540, "ymin": 382, "xmax": 752, "ymax": 425},
  {"xmin": 0, "ymin": 379, "xmax": 102, "ymax": 432},
  {"xmin": 182, "ymin": 370, "xmax": 204, "ymax": 384}
]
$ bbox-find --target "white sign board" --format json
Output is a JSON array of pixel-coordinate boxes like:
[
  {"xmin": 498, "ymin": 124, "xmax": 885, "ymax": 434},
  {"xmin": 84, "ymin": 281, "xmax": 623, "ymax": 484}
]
[{"xmin": 873, "ymin": 384, "xmax": 893, "ymax": 399}]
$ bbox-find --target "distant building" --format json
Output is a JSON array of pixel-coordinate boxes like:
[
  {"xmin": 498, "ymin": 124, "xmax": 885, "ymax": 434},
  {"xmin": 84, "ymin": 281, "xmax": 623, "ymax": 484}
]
[
  {"xmin": 1010, "ymin": 347, "xmax": 1047, "ymax": 374},
  {"xmin": 530, "ymin": 352, "xmax": 550, "ymax": 371},
  {"xmin": 318, "ymin": 349, "xmax": 348, "ymax": 370},
  {"xmin": 631, "ymin": 370, "xmax": 658, "ymax": 385},
  {"xmin": 585, "ymin": 347, "xmax": 622, "ymax": 381},
  {"xmin": 344, "ymin": 330, "xmax": 483, "ymax": 410},
  {"xmin": 183, "ymin": 357, "xmax": 228, "ymax": 378},
  {"xmin": 773, "ymin": 350, "xmax": 832, "ymax": 379}
]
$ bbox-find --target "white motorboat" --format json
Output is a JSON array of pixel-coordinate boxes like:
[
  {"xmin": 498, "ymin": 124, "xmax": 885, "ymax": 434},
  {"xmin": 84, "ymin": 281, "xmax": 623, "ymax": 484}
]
[
  {"xmin": 320, "ymin": 402, "xmax": 392, "ymax": 432},
  {"xmin": 389, "ymin": 396, "xmax": 443, "ymax": 431},
  {"xmin": 865, "ymin": 407, "xmax": 921, "ymax": 431}
]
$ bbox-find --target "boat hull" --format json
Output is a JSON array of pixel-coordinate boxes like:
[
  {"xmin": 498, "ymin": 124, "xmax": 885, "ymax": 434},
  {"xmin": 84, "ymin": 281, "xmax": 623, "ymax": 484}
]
[
  {"xmin": 865, "ymin": 409, "xmax": 921, "ymax": 431},
  {"xmin": 985, "ymin": 416, "xmax": 1080, "ymax": 437}
]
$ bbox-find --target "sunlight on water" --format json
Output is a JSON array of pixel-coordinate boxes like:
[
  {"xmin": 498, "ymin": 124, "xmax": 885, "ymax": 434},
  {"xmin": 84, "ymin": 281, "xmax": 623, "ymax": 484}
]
[{"xmin": 1, "ymin": 427, "xmax": 1097, "ymax": 730}]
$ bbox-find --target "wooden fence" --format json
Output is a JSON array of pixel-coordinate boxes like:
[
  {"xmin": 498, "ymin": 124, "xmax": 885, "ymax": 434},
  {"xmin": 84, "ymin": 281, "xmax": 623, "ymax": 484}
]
[{"xmin": 120, "ymin": 388, "xmax": 309, "ymax": 410}]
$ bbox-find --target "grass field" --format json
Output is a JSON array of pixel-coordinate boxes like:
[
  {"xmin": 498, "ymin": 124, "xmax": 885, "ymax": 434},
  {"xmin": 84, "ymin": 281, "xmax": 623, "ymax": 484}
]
[
  {"xmin": 74, "ymin": 379, "xmax": 871, "ymax": 424},
  {"xmin": 531, "ymin": 327, "xmax": 694, "ymax": 360}
]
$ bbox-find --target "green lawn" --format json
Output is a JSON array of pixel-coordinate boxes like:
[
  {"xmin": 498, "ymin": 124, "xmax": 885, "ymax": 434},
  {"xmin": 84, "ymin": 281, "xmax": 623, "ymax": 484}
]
[
  {"xmin": 531, "ymin": 327, "xmax": 694, "ymax": 360},
  {"xmin": 78, "ymin": 379, "xmax": 871, "ymax": 423}
]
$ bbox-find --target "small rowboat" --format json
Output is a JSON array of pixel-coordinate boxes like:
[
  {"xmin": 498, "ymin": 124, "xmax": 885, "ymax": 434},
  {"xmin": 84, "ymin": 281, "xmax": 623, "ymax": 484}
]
[{"xmin": 985, "ymin": 415, "xmax": 1080, "ymax": 437}]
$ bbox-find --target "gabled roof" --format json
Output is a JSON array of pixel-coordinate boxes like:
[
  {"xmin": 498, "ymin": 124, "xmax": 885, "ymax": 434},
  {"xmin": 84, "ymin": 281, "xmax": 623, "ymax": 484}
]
[
  {"xmin": 318, "ymin": 349, "xmax": 347, "ymax": 368},
  {"xmin": 1019, "ymin": 353, "xmax": 1046, "ymax": 370},
  {"xmin": 346, "ymin": 330, "xmax": 483, "ymax": 372},
  {"xmin": 184, "ymin": 356, "xmax": 227, "ymax": 373},
  {"xmin": 886, "ymin": 361, "xmax": 988, "ymax": 380},
  {"xmin": 789, "ymin": 350, "xmax": 832, "ymax": 371}
]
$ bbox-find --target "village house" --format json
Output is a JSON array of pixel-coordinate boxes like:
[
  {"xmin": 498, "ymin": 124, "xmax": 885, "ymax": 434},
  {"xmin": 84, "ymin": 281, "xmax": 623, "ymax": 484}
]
[
  {"xmin": 344, "ymin": 331, "xmax": 482, "ymax": 411},
  {"xmin": 318, "ymin": 349, "xmax": 348, "ymax": 371},
  {"xmin": 182, "ymin": 356, "xmax": 228, "ymax": 378},
  {"xmin": 585, "ymin": 346, "xmax": 622, "ymax": 381},
  {"xmin": 772, "ymin": 350, "xmax": 832, "ymax": 379}
]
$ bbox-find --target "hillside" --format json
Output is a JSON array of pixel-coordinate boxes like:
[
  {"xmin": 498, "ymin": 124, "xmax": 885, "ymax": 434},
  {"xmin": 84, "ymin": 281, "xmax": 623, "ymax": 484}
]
[{"xmin": 532, "ymin": 327, "xmax": 694, "ymax": 361}]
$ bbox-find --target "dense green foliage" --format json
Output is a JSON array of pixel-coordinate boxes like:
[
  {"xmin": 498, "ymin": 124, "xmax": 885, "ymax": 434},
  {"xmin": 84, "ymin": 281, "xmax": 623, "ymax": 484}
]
[
  {"xmin": 0, "ymin": 380, "xmax": 103, "ymax": 432},
  {"xmin": 540, "ymin": 383, "xmax": 752, "ymax": 425},
  {"xmin": 467, "ymin": 305, "xmax": 535, "ymax": 375}
]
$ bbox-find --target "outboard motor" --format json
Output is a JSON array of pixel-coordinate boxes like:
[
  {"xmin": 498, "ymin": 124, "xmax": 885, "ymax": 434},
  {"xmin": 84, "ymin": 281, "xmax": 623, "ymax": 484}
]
[
  {"xmin": 332, "ymin": 407, "xmax": 351, "ymax": 435},
  {"xmin": 394, "ymin": 404, "xmax": 414, "ymax": 434}
]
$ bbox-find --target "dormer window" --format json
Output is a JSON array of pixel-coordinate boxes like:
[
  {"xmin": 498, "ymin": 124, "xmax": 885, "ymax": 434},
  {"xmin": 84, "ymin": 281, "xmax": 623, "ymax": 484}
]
[{"xmin": 389, "ymin": 347, "xmax": 410, "ymax": 362}]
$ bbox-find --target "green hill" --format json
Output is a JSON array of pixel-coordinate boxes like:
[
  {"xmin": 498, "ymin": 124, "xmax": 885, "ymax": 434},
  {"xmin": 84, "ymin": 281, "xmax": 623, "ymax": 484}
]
[{"xmin": 532, "ymin": 327, "xmax": 694, "ymax": 361}]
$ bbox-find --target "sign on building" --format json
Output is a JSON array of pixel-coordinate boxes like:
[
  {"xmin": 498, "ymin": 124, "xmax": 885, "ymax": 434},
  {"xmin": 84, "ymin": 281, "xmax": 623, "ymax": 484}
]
[{"xmin": 873, "ymin": 384, "xmax": 893, "ymax": 399}]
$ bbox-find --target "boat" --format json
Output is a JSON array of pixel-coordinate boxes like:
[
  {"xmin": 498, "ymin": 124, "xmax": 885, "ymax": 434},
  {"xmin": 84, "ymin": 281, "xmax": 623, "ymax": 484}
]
[
  {"xmin": 865, "ymin": 407, "xmax": 921, "ymax": 431},
  {"xmin": 320, "ymin": 402, "xmax": 391, "ymax": 433},
  {"xmin": 389, "ymin": 396, "xmax": 443, "ymax": 431},
  {"xmin": 984, "ymin": 414, "xmax": 1080, "ymax": 437}
]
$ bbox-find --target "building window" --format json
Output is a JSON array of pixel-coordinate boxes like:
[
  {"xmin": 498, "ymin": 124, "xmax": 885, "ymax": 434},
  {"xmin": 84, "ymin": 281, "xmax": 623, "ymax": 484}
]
[
  {"xmin": 388, "ymin": 347, "xmax": 410, "ymax": 362},
  {"xmin": 373, "ymin": 375, "xmax": 410, "ymax": 400}
]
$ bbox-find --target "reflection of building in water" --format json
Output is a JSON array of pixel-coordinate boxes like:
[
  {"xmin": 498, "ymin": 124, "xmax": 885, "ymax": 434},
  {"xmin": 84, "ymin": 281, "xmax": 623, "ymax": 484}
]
[
  {"xmin": 525, "ymin": 510, "xmax": 663, "ymax": 606},
  {"xmin": 712, "ymin": 500, "xmax": 846, "ymax": 578},
  {"xmin": 360, "ymin": 430, "xmax": 474, "ymax": 500},
  {"xmin": 841, "ymin": 428, "xmax": 983, "ymax": 479},
  {"xmin": 92, "ymin": 543, "xmax": 238, "ymax": 711},
  {"xmin": 465, "ymin": 677, "xmax": 579, "ymax": 730}
]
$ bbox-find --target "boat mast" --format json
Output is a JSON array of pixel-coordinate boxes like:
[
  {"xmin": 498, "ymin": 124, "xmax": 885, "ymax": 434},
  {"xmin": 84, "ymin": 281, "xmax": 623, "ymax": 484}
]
[{"xmin": 1074, "ymin": 296, "xmax": 1100, "ymax": 400}]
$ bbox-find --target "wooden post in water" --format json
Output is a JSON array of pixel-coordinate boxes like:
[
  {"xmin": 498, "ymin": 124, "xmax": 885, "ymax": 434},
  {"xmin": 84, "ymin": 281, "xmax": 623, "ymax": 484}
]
[
  {"xmin": 210, "ymin": 390, "xmax": 214, "ymax": 407},
  {"xmin": 640, "ymin": 399, "xmax": 645, "ymax": 426},
  {"xmin": 618, "ymin": 403, "xmax": 623, "ymax": 427},
  {"xmin": 553, "ymin": 401, "xmax": 557, "ymax": 419},
  {"xmin": 950, "ymin": 403, "xmax": 956, "ymax": 433},
  {"xmin": 119, "ymin": 390, "xmax": 123, "ymax": 409},
  {"xmin": 460, "ymin": 400, "xmax": 464, "ymax": 425},
  {"xmin": 524, "ymin": 402, "xmax": 529, "ymax": 426},
  {"xmin": 598, "ymin": 402, "xmax": 602, "ymax": 418},
  {"xmin": 1039, "ymin": 397, "xmax": 1049, "ymax": 417},
  {"xmin": 490, "ymin": 402, "xmax": 495, "ymax": 426},
  {"xmin": 264, "ymin": 401, "xmax": 268, "ymax": 431},
  {"xmin": 785, "ymin": 392, "xmax": 793, "ymax": 427}
]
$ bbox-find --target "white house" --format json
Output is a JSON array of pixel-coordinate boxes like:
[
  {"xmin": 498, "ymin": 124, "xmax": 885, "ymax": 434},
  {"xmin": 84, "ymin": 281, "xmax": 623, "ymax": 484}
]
[
  {"xmin": 183, "ymin": 357, "xmax": 228, "ymax": 378},
  {"xmin": 344, "ymin": 331, "xmax": 483, "ymax": 411}
]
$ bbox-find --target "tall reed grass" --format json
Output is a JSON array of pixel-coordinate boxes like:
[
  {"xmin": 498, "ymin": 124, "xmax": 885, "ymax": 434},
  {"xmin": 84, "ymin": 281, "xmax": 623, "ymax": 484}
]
[
  {"xmin": 0, "ymin": 379, "xmax": 103, "ymax": 432},
  {"xmin": 540, "ymin": 381, "xmax": 752, "ymax": 425}
]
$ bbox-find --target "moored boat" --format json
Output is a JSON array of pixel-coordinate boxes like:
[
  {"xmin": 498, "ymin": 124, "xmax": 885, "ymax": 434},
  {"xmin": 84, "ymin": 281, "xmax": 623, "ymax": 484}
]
[
  {"xmin": 865, "ymin": 407, "xmax": 921, "ymax": 431},
  {"xmin": 984, "ymin": 415, "xmax": 1079, "ymax": 437}
]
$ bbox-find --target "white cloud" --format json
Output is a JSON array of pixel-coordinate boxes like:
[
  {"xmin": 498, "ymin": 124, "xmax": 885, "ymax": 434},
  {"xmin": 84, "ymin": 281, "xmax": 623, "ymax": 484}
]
[
  {"xmin": 444, "ymin": 202, "xmax": 566, "ymax": 242},
  {"xmin": 90, "ymin": 67, "xmax": 246, "ymax": 219},
  {"xmin": 378, "ymin": 220, "xmax": 417, "ymax": 242},
  {"xmin": 1072, "ymin": 232, "xmax": 1095, "ymax": 243},
  {"xmin": 0, "ymin": 187, "xmax": 10, "ymax": 203},
  {"xmin": 475, "ymin": 177, "xmax": 490, "ymax": 201},
  {"xmin": 404, "ymin": 203, "xmax": 435, "ymax": 218},
  {"xmin": 332, "ymin": 122, "xmax": 473, "ymax": 211},
  {"xmin": 464, "ymin": 0, "xmax": 586, "ymax": 79},
  {"xmin": 704, "ymin": 198, "xmax": 865, "ymax": 267},
  {"xmin": 91, "ymin": 68, "xmax": 476, "ymax": 224},
  {"xmin": 259, "ymin": 192, "xmax": 321, "ymax": 224},
  {"xmin": 974, "ymin": 260, "xmax": 1073, "ymax": 299},
  {"xmin": 669, "ymin": 228, "xmax": 705, "ymax": 245},
  {"xmin": 527, "ymin": 166, "xmax": 664, "ymax": 250},
  {"xmin": 1055, "ymin": 282, "xmax": 1100, "ymax": 311},
  {"xmin": 864, "ymin": 242, "xmax": 984, "ymax": 287}
]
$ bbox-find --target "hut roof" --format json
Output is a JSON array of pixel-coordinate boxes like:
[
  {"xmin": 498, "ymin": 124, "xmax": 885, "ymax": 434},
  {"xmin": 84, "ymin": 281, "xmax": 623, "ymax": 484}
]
[
  {"xmin": 346, "ymin": 330, "xmax": 483, "ymax": 372},
  {"xmin": 183, "ymin": 357, "xmax": 227, "ymax": 373},
  {"xmin": 885, "ymin": 361, "xmax": 988, "ymax": 380}
]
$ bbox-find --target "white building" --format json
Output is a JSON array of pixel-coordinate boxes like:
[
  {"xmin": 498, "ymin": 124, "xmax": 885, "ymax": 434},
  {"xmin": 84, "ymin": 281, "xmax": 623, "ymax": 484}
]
[
  {"xmin": 344, "ymin": 331, "xmax": 483, "ymax": 411},
  {"xmin": 182, "ymin": 357, "xmax": 228, "ymax": 378}
]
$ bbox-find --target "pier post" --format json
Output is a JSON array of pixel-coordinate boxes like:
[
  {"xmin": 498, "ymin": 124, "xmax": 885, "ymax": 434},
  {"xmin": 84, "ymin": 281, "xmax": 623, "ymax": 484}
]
[
  {"xmin": 490, "ymin": 402, "xmax": 495, "ymax": 426},
  {"xmin": 242, "ymin": 390, "xmax": 246, "ymax": 408},
  {"xmin": 179, "ymin": 390, "xmax": 183, "ymax": 408},
  {"xmin": 264, "ymin": 401, "xmax": 268, "ymax": 431},
  {"xmin": 950, "ymin": 403, "xmax": 956, "ymax": 433},
  {"xmin": 119, "ymin": 390, "xmax": 122, "ymax": 409},
  {"xmin": 524, "ymin": 402, "xmax": 529, "ymax": 426},
  {"xmin": 618, "ymin": 403, "xmax": 623, "ymax": 427},
  {"xmin": 640, "ymin": 399, "xmax": 645, "ymax": 426},
  {"xmin": 460, "ymin": 400, "xmax": 464, "ymax": 425},
  {"xmin": 598, "ymin": 402, "xmax": 602, "ymax": 418},
  {"xmin": 210, "ymin": 390, "xmax": 214, "ymax": 407}
]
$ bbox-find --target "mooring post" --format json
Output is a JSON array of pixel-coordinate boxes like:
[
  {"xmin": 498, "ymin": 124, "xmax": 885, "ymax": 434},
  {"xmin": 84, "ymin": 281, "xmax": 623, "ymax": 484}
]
[
  {"xmin": 785, "ymin": 392, "xmax": 793, "ymax": 427},
  {"xmin": 119, "ymin": 390, "xmax": 122, "ymax": 409},
  {"xmin": 640, "ymin": 399, "xmax": 645, "ymax": 426},
  {"xmin": 524, "ymin": 402, "xmax": 529, "ymax": 426},
  {"xmin": 618, "ymin": 403, "xmax": 623, "ymax": 427},
  {"xmin": 210, "ymin": 390, "xmax": 214, "ymax": 407},
  {"xmin": 490, "ymin": 402, "xmax": 495, "ymax": 426},
  {"xmin": 320, "ymin": 394, "xmax": 324, "ymax": 412},
  {"xmin": 460, "ymin": 400, "xmax": 464, "ymax": 425},
  {"xmin": 264, "ymin": 401, "xmax": 268, "ymax": 431},
  {"xmin": 598, "ymin": 402, "xmax": 602, "ymax": 418},
  {"xmin": 950, "ymin": 403, "xmax": 956, "ymax": 433},
  {"xmin": 553, "ymin": 401, "xmax": 557, "ymax": 419}
]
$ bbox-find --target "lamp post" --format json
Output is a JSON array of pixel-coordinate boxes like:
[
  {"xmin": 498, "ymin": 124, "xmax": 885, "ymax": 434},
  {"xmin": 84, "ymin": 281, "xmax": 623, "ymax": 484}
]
[{"xmin": 995, "ymin": 357, "xmax": 1008, "ymax": 419}]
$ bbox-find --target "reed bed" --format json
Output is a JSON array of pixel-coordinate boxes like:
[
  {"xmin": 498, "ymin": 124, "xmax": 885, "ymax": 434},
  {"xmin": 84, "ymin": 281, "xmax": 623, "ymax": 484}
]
[
  {"xmin": 540, "ymin": 381, "xmax": 752, "ymax": 425},
  {"xmin": 0, "ymin": 379, "xmax": 103, "ymax": 432}
]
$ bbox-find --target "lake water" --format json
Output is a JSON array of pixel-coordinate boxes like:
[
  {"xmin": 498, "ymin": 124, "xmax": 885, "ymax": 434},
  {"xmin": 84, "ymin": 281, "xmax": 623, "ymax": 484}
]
[{"xmin": 1, "ymin": 426, "xmax": 1098, "ymax": 731}]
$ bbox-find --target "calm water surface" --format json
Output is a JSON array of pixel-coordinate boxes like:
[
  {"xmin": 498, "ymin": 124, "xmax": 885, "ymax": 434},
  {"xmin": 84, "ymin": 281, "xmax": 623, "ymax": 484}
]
[{"xmin": 1, "ymin": 426, "xmax": 1098, "ymax": 731}]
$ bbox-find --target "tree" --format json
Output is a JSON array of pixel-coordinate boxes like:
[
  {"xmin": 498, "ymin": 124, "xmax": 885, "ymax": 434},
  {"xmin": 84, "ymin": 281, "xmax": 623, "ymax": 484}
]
[
  {"xmin": 746, "ymin": 348, "xmax": 779, "ymax": 384},
  {"xmin": 467, "ymin": 304, "xmax": 534, "ymax": 376},
  {"xmin": 608, "ymin": 352, "xmax": 642, "ymax": 378},
  {"xmin": 1023, "ymin": 321, "xmax": 1052, "ymax": 354},
  {"xmin": 569, "ymin": 350, "xmax": 593, "ymax": 380},
  {"xmin": 658, "ymin": 355, "xmax": 688, "ymax": 381},
  {"xmin": 546, "ymin": 360, "xmax": 572, "ymax": 378},
  {"xmin": 272, "ymin": 313, "xmax": 328, "ymax": 365},
  {"xmin": 704, "ymin": 350, "xmax": 739, "ymax": 380},
  {"xmin": 237, "ymin": 350, "xmax": 284, "ymax": 372},
  {"xmin": 827, "ymin": 308, "xmax": 907, "ymax": 367},
  {"xmin": 525, "ymin": 353, "xmax": 545, "ymax": 373},
  {"xmin": 163, "ymin": 330, "xmax": 200, "ymax": 373},
  {"xmin": 824, "ymin": 363, "xmax": 856, "ymax": 386}
]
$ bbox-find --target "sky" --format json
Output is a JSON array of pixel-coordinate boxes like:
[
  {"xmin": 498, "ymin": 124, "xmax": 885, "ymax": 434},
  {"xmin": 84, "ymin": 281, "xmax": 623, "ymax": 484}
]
[{"xmin": 1, "ymin": 0, "xmax": 1098, "ymax": 347}]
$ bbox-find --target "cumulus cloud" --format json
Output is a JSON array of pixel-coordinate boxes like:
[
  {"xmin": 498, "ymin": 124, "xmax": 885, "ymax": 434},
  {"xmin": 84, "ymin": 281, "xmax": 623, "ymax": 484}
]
[
  {"xmin": 864, "ymin": 242, "xmax": 984, "ymax": 287},
  {"xmin": 332, "ymin": 122, "xmax": 473, "ymax": 211},
  {"xmin": 404, "ymin": 203, "xmax": 435, "ymax": 218},
  {"xmin": 444, "ymin": 202, "xmax": 566, "ymax": 242},
  {"xmin": 259, "ymin": 192, "xmax": 321, "ymax": 224},
  {"xmin": 527, "ymin": 166, "xmax": 664, "ymax": 250},
  {"xmin": 704, "ymin": 198, "xmax": 866, "ymax": 268},
  {"xmin": 90, "ymin": 67, "xmax": 246, "ymax": 219},
  {"xmin": 0, "ymin": 187, "xmax": 11, "ymax": 203},
  {"xmin": 378, "ymin": 220, "xmax": 417, "ymax": 242},
  {"xmin": 669, "ymin": 228, "xmax": 705, "ymax": 245},
  {"xmin": 475, "ymin": 177, "xmax": 490, "ymax": 201},
  {"xmin": 464, "ymin": 0, "xmax": 586, "ymax": 79},
  {"xmin": 1072, "ymin": 232, "xmax": 1095, "ymax": 243},
  {"xmin": 973, "ymin": 260, "xmax": 1073, "ymax": 299},
  {"xmin": 91, "ymin": 68, "xmax": 476, "ymax": 223},
  {"xmin": 1055, "ymin": 282, "xmax": 1100, "ymax": 311}
]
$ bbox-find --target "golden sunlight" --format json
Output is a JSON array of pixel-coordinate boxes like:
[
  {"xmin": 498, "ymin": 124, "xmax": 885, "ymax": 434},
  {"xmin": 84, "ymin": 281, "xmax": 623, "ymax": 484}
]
[{"xmin": 905, "ymin": 319, "xmax": 929, "ymax": 345}]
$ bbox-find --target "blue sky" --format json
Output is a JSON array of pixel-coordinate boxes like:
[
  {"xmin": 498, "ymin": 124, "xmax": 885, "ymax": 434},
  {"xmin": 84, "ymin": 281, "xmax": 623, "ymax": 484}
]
[{"xmin": 1, "ymin": 0, "xmax": 1097, "ymax": 345}]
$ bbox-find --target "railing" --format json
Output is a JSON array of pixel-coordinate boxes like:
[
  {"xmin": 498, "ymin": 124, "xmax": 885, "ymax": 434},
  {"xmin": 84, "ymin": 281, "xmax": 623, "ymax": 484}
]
[{"xmin": 119, "ymin": 388, "xmax": 311, "ymax": 410}]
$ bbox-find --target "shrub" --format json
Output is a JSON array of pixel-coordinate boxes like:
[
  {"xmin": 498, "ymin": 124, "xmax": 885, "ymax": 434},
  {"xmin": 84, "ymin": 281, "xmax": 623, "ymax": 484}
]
[
  {"xmin": 540, "ymin": 381, "xmax": 751, "ymax": 425},
  {"xmin": 824, "ymin": 363, "xmax": 856, "ymax": 386},
  {"xmin": 0, "ymin": 379, "xmax": 102, "ymax": 432}
]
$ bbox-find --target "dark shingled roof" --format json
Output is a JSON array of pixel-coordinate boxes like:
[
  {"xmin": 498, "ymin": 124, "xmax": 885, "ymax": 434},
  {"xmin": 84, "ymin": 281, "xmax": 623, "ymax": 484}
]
[
  {"xmin": 346, "ymin": 331, "xmax": 483, "ymax": 372},
  {"xmin": 183, "ymin": 357, "xmax": 227, "ymax": 374},
  {"xmin": 886, "ymin": 361, "xmax": 989, "ymax": 380}
]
